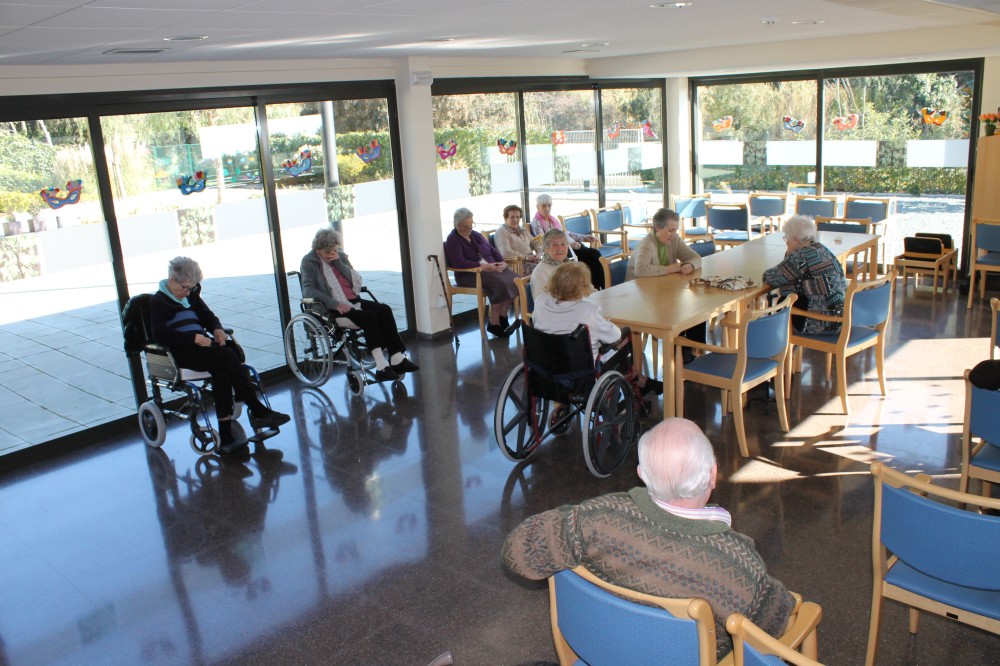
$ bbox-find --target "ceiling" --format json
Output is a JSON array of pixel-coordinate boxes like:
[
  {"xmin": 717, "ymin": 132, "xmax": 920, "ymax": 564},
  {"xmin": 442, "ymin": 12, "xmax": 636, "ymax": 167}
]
[{"xmin": 0, "ymin": 0, "xmax": 998, "ymax": 67}]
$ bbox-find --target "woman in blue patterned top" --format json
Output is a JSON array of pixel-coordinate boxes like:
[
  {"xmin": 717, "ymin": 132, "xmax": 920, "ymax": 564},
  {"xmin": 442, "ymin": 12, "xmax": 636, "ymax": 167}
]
[{"xmin": 763, "ymin": 215, "xmax": 847, "ymax": 335}]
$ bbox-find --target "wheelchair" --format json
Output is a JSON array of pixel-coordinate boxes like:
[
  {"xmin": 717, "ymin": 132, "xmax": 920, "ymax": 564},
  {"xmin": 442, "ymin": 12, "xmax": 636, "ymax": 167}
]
[
  {"xmin": 493, "ymin": 322, "xmax": 648, "ymax": 478},
  {"xmin": 123, "ymin": 293, "xmax": 276, "ymax": 455},
  {"xmin": 283, "ymin": 271, "xmax": 385, "ymax": 396}
]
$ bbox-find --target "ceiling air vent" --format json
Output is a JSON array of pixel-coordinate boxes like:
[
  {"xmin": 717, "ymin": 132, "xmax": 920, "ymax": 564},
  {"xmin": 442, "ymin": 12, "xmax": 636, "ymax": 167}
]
[{"xmin": 102, "ymin": 48, "xmax": 169, "ymax": 55}]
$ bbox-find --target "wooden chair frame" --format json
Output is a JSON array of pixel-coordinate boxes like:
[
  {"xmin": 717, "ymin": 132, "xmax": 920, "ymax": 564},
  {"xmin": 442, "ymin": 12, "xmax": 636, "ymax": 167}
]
[
  {"xmin": 706, "ymin": 202, "xmax": 752, "ymax": 250},
  {"xmin": 967, "ymin": 217, "xmax": 1000, "ymax": 309},
  {"xmin": 487, "ymin": 229, "xmax": 525, "ymax": 276},
  {"xmin": 671, "ymin": 193, "xmax": 712, "ymax": 241},
  {"xmin": 815, "ymin": 216, "xmax": 876, "ymax": 279},
  {"xmin": 591, "ymin": 203, "xmax": 632, "ymax": 258},
  {"xmin": 788, "ymin": 269, "xmax": 896, "ymax": 415},
  {"xmin": 726, "ymin": 606, "xmax": 823, "ymax": 666},
  {"xmin": 958, "ymin": 367, "xmax": 1000, "ymax": 497},
  {"xmin": 845, "ymin": 196, "xmax": 893, "ymax": 270},
  {"xmin": 794, "ymin": 195, "xmax": 840, "ymax": 219},
  {"xmin": 514, "ymin": 275, "xmax": 532, "ymax": 323},
  {"xmin": 675, "ymin": 295, "xmax": 796, "ymax": 457},
  {"xmin": 893, "ymin": 234, "xmax": 957, "ymax": 295},
  {"xmin": 991, "ymin": 297, "xmax": 999, "ymax": 360},
  {"xmin": 444, "ymin": 265, "xmax": 486, "ymax": 339},
  {"xmin": 866, "ymin": 462, "xmax": 1000, "ymax": 666}
]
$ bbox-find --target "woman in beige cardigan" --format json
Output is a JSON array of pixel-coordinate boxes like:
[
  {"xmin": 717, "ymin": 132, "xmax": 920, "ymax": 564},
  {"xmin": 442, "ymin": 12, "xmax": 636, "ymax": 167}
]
[
  {"xmin": 625, "ymin": 207, "xmax": 702, "ymax": 281},
  {"xmin": 493, "ymin": 204, "xmax": 541, "ymax": 276}
]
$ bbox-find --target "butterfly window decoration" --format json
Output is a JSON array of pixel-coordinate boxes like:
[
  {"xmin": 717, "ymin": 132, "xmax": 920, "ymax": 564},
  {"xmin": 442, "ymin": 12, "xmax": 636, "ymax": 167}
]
[
  {"xmin": 40, "ymin": 179, "xmax": 83, "ymax": 208},
  {"xmin": 920, "ymin": 107, "xmax": 949, "ymax": 126},
  {"xmin": 437, "ymin": 139, "xmax": 458, "ymax": 160},
  {"xmin": 782, "ymin": 115, "xmax": 805, "ymax": 133},
  {"xmin": 606, "ymin": 122, "xmax": 621, "ymax": 140},
  {"xmin": 497, "ymin": 138, "xmax": 517, "ymax": 155},
  {"xmin": 175, "ymin": 173, "xmax": 206, "ymax": 196},
  {"xmin": 551, "ymin": 130, "xmax": 567, "ymax": 145},
  {"xmin": 642, "ymin": 120, "xmax": 657, "ymax": 139},
  {"xmin": 711, "ymin": 116, "xmax": 733, "ymax": 132},
  {"xmin": 831, "ymin": 114, "xmax": 860, "ymax": 131},
  {"xmin": 357, "ymin": 139, "xmax": 382, "ymax": 164},
  {"xmin": 283, "ymin": 149, "xmax": 313, "ymax": 177}
]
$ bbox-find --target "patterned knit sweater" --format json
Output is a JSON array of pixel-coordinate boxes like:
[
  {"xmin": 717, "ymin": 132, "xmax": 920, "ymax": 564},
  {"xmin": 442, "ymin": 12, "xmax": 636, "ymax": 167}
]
[{"xmin": 501, "ymin": 487, "xmax": 794, "ymax": 660}]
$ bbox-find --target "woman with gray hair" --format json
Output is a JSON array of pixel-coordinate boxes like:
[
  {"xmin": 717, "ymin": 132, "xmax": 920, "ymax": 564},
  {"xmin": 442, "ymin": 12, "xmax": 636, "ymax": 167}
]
[
  {"xmin": 300, "ymin": 227, "xmax": 417, "ymax": 381},
  {"xmin": 529, "ymin": 228, "xmax": 575, "ymax": 300},
  {"xmin": 444, "ymin": 207, "xmax": 520, "ymax": 338},
  {"xmin": 763, "ymin": 214, "xmax": 847, "ymax": 334},
  {"xmin": 529, "ymin": 193, "xmax": 605, "ymax": 289},
  {"xmin": 150, "ymin": 256, "xmax": 290, "ymax": 455}
]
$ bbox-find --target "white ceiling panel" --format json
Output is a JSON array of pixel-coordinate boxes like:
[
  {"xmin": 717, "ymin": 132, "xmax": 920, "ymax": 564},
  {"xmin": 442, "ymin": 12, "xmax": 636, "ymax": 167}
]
[
  {"xmin": 0, "ymin": 3, "xmax": 77, "ymax": 25},
  {"xmin": 89, "ymin": 0, "xmax": 254, "ymax": 9},
  {"xmin": 167, "ymin": 9, "xmax": 333, "ymax": 30},
  {"xmin": 32, "ymin": 7, "xmax": 213, "ymax": 30}
]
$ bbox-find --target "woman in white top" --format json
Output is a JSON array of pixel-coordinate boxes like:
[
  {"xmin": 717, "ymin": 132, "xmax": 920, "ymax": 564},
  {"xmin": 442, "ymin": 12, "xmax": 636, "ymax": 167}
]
[
  {"xmin": 529, "ymin": 228, "xmax": 575, "ymax": 301},
  {"xmin": 493, "ymin": 204, "xmax": 541, "ymax": 276}
]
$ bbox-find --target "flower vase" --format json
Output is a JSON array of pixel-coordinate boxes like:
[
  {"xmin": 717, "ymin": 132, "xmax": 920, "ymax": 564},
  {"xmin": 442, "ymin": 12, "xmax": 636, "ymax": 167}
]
[{"xmin": 986, "ymin": 124, "xmax": 996, "ymax": 137}]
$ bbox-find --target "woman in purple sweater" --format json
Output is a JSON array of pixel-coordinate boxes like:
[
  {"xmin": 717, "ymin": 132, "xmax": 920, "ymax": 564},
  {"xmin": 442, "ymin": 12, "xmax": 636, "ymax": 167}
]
[{"xmin": 444, "ymin": 207, "xmax": 520, "ymax": 338}]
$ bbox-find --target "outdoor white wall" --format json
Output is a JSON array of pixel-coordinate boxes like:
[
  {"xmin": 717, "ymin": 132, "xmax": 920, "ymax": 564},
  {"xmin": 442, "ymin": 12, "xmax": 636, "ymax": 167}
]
[
  {"xmin": 665, "ymin": 77, "xmax": 692, "ymax": 197},
  {"xmin": 118, "ymin": 212, "xmax": 181, "ymax": 255},
  {"xmin": 36, "ymin": 224, "xmax": 111, "ymax": 273}
]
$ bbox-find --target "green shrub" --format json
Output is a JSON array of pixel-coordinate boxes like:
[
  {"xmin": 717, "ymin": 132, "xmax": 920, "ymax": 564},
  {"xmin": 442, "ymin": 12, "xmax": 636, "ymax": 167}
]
[{"xmin": 0, "ymin": 191, "xmax": 44, "ymax": 221}]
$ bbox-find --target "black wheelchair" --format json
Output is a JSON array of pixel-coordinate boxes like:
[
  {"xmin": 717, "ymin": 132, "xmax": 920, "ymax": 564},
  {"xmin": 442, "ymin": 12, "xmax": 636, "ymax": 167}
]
[
  {"xmin": 493, "ymin": 322, "xmax": 648, "ymax": 478},
  {"xmin": 283, "ymin": 271, "xmax": 388, "ymax": 396},
  {"xmin": 123, "ymin": 293, "xmax": 276, "ymax": 455}
]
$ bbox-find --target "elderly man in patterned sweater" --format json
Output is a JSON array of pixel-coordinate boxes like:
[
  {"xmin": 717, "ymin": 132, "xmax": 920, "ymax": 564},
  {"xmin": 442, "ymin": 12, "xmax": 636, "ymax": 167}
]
[{"xmin": 501, "ymin": 418, "xmax": 795, "ymax": 660}]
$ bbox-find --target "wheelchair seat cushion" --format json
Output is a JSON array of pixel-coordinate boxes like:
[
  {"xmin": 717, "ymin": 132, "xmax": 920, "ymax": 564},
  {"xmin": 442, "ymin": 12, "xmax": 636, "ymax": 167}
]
[{"xmin": 179, "ymin": 368, "xmax": 213, "ymax": 381}]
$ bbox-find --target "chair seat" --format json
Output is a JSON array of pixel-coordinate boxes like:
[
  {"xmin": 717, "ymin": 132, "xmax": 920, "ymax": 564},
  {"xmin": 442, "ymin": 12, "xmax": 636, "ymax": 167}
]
[
  {"xmin": 886, "ymin": 561, "xmax": 1000, "ymax": 621},
  {"xmin": 714, "ymin": 231, "xmax": 750, "ymax": 242},
  {"xmin": 628, "ymin": 238, "xmax": 643, "ymax": 250},
  {"xmin": 595, "ymin": 246, "xmax": 624, "ymax": 259},
  {"xmin": 685, "ymin": 354, "xmax": 778, "ymax": 383},
  {"xmin": 972, "ymin": 441, "xmax": 1000, "ymax": 473},
  {"xmin": 684, "ymin": 227, "xmax": 711, "ymax": 237},
  {"xmin": 180, "ymin": 368, "xmax": 212, "ymax": 381},
  {"xmin": 896, "ymin": 254, "xmax": 949, "ymax": 266},
  {"xmin": 794, "ymin": 325, "xmax": 879, "ymax": 348},
  {"xmin": 977, "ymin": 252, "xmax": 1000, "ymax": 267}
]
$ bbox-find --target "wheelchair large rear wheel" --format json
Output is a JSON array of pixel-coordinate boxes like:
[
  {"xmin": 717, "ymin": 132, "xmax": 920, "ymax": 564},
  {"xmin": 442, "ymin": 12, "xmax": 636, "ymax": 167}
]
[
  {"xmin": 285, "ymin": 314, "xmax": 333, "ymax": 387},
  {"xmin": 583, "ymin": 371, "xmax": 638, "ymax": 478},
  {"xmin": 495, "ymin": 365, "xmax": 549, "ymax": 461},
  {"xmin": 138, "ymin": 400, "xmax": 167, "ymax": 448}
]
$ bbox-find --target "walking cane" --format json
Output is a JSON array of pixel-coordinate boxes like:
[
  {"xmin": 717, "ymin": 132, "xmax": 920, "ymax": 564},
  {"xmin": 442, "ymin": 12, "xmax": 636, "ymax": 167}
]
[{"xmin": 427, "ymin": 254, "xmax": 459, "ymax": 346}]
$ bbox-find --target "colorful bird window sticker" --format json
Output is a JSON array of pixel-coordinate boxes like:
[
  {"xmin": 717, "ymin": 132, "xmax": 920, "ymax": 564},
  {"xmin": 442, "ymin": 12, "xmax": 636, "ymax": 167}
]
[
  {"xmin": 357, "ymin": 139, "xmax": 382, "ymax": 164},
  {"xmin": 606, "ymin": 122, "xmax": 621, "ymax": 140},
  {"xmin": 921, "ymin": 107, "xmax": 949, "ymax": 126},
  {"xmin": 437, "ymin": 139, "xmax": 458, "ymax": 160},
  {"xmin": 831, "ymin": 114, "xmax": 859, "ymax": 131},
  {"xmin": 39, "ymin": 179, "xmax": 83, "ymax": 209},
  {"xmin": 642, "ymin": 120, "xmax": 657, "ymax": 139},
  {"xmin": 497, "ymin": 138, "xmax": 517, "ymax": 155},
  {"xmin": 176, "ymin": 172, "xmax": 206, "ymax": 196},
  {"xmin": 551, "ymin": 130, "xmax": 566, "ymax": 145},
  {"xmin": 782, "ymin": 115, "xmax": 805, "ymax": 133},
  {"xmin": 711, "ymin": 116, "xmax": 733, "ymax": 132},
  {"xmin": 283, "ymin": 149, "xmax": 313, "ymax": 177}
]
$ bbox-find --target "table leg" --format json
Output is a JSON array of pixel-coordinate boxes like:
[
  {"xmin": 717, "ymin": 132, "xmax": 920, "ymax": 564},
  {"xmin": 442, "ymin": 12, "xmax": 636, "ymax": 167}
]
[
  {"xmin": 630, "ymin": 330, "xmax": 643, "ymax": 375},
  {"xmin": 661, "ymin": 332, "xmax": 676, "ymax": 418}
]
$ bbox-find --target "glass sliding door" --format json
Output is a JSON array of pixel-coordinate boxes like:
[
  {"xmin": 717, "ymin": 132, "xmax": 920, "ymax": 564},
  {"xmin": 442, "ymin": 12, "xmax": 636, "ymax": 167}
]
[
  {"xmin": 0, "ymin": 117, "xmax": 131, "ymax": 452},
  {"xmin": 101, "ymin": 108, "xmax": 284, "ymax": 372}
]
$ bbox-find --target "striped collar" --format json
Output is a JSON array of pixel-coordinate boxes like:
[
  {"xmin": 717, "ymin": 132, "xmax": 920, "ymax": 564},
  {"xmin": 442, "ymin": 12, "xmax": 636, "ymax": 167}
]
[{"xmin": 650, "ymin": 496, "xmax": 732, "ymax": 527}]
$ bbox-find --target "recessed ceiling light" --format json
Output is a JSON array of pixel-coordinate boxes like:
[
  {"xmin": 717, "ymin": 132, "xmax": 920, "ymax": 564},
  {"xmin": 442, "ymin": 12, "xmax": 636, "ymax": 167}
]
[
  {"xmin": 790, "ymin": 19, "xmax": 826, "ymax": 25},
  {"xmin": 761, "ymin": 17, "xmax": 776, "ymax": 25},
  {"xmin": 423, "ymin": 37, "xmax": 456, "ymax": 43},
  {"xmin": 580, "ymin": 42, "xmax": 610, "ymax": 47},
  {"xmin": 562, "ymin": 49, "xmax": 599, "ymax": 54},
  {"xmin": 163, "ymin": 35, "xmax": 208, "ymax": 42},
  {"xmin": 103, "ymin": 48, "xmax": 168, "ymax": 55},
  {"xmin": 650, "ymin": 2, "xmax": 693, "ymax": 7}
]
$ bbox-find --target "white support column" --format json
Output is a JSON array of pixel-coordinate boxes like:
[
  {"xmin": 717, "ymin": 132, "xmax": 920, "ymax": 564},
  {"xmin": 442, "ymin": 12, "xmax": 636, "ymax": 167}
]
[
  {"xmin": 665, "ymin": 77, "xmax": 693, "ymax": 199},
  {"xmin": 395, "ymin": 57, "xmax": 451, "ymax": 336}
]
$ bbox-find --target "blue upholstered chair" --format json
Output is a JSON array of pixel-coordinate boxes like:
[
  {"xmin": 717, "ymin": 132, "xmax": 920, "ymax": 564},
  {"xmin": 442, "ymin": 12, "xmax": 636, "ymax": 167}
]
[
  {"xmin": 726, "ymin": 608, "xmax": 824, "ymax": 666},
  {"xmin": 814, "ymin": 216, "xmax": 875, "ymax": 279},
  {"xmin": 672, "ymin": 194, "xmax": 712, "ymax": 241},
  {"xmin": 866, "ymin": 462, "xmax": 1000, "ymax": 666},
  {"xmin": 959, "ymin": 367, "xmax": 1000, "ymax": 496},
  {"xmin": 992, "ymin": 297, "xmax": 999, "ymax": 360},
  {"xmin": 592, "ymin": 204, "xmax": 632, "ymax": 256},
  {"xmin": 749, "ymin": 193, "xmax": 787, "ymax": 234},
  {"xmin": 789, "ymin": 270, "xmax": 895, "ymax": 415},
  {"xmin": 548, "ymin": 566, "xmax": 718, "ymax": 666},
  {"xmin": 689, "ymin": 239, "xmax": 717, "ymax": 257},
  {"xmin": 514, "ymin": 275, "xmax": 534, "ymax": 323},
  {"xmin": 675, "ymin": 295, "xmax": 796, "ymax": 457},
  {"xmin": 706, "ymin": 202, "xmax": 752, "ymax": 250},
  {"xmin": 561, "ymin": 210, "xmax": 623, "ymax": 260},
  {"xmin": 794, "ymin": 196, "xmax": 838, "ymax": 219},
  {"xmin": 599, "ymin": 255, "xmax": 629, "ymax": 288},
  {"xmin": 844, "ymin": 196, "xmax": 891, "ymax": 224},
  {"xmin": 967, "ymin": 217, "xmax": 1000, "ymax": 309}
]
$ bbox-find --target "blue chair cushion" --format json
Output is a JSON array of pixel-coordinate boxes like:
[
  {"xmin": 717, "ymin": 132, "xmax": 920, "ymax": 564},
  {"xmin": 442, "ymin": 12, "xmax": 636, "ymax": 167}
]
[
  {"xmin": 685, "ymin": 354, "xmax": 777, "ymax": 383},
  {"xmin": 714, "ymin": 231, "xmax": 750, "ymax": 242},
  {"xmin": 972, "ymin": 440, "xmax": 1000, "ymax": 473},
  {"xmin": 885, "ymin": 561, "xmax": 1000, "ymax": 621},
  {"xmin": 596, "ymin": 246, "xmax": 623, "ymax": 259},
  {"xmin": 794, "ymin": 325, "xmax": 878, "ymax": 348},
  {"xmin": 977, "ymin": 252, "xmax": 1000, "ymax": 267},
  {"xmin": 684, "ymin": 227, "xmax": 711, "ymax": 237}
]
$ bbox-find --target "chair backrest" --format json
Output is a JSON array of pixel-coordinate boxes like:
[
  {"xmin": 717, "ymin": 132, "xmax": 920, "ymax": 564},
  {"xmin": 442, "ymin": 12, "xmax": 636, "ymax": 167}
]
[
  {"xmin": 600, "ymin": 256, "xmax": 629, "ymax": 287},
  {"xmin": 706, "ymin": 203, "xmax": 749, "ymax": 232},
  {"xmin": 522, "ymin": 323, "xmax": 596, "ymax": 403},
  {"xmin": 515, "ymin": 275, "xmax": 534, "ymax": 321},
  {"xmin": 968, "ymin": 374, "xmax": 1000, "ymax": 448},
  {"xmin": 795, "ymin": 196, "xmax": 837, "ymax": 219},
  {"xmin": 847, "ymin": 274, "xmax": 893, "ymax": 329},
  {"xmin": 488, "ymin": 231, "xmax": 497, "ymax": 248},
  {"xmin": 915, "ymin": 232, "xmax": 953, "ymax": 251},
  {"xmin": 672, "ymin": 194, "xmax": 710, "ymax": 220},
  {"xmin": 594, "ymin": 204, "xmax": 624, "ymax": 232},
  {"xmin": 871, "ymin": 462, "xmax": 1000, "ymax": 591},
  {"xmin": 624, "ymin": 200, "xmax": 648, "ymax": 227},
  {"xmin": 973, "ymin": 218, "xmax": 1000, "ymax": 253},
  {"xmin": 814, "ymin": 216, "xmax": 873, "ymax": 234},
  {"xmin": 787, "ymin": 182, "xmax": 818, "ymax": 198},
  {"xmin": 122, "ymin": 292, "xmax": 154, "ymax": 353},
  {"xmin": 743, "ymin": 295, "xmax": 795, "ymax": 361},
  {"xmin": 689, "ymin": 240, "xmax": 716, "ymax": 257},
  {"xmin": 748, "ymin": 193, "xmax": 787, "ymax": 218},
  {"xmin": 902, "ymin": 236, "xmax": 944, "ymax": 256},
  {"xmin": 549, "ymin": 567, "xmax": 716, "ymax": 666},
  {"xmin": 560, "ymin": 210, "xmax": 593, "ymax": 237},
  {"xmin": 844, "ymin": 196, "xmax": 891, "ymax": 223}
]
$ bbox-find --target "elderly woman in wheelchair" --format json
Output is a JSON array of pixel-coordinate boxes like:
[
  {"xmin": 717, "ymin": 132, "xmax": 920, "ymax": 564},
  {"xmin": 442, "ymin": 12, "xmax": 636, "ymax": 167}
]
[
  {"xmin": 146, "ymin": 257, "xmax": 290, "ymax": 455},
  {"xmin": 494, "ymin": 262, "xmax": 659, "ymax": 477}
]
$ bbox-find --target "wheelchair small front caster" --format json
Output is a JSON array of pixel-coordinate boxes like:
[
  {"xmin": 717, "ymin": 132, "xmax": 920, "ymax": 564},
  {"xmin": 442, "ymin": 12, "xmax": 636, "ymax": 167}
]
[
  {"xmin": 189, "ymin": 427, "xmax": 219, "ymax": 455},
  {"xmin": 348, "ymin": 370, "xmax": 366, "ymax": 397}
]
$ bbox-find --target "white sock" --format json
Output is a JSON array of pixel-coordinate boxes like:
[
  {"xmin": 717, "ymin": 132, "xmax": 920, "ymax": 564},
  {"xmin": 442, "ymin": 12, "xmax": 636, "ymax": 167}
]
[
  {"xmin": 372, "ymin": 347, "xmax": 388, "ymax": 370},
  {"xmin": 390, "ymin": 352, "xmax": 404, "ymax": 365}
]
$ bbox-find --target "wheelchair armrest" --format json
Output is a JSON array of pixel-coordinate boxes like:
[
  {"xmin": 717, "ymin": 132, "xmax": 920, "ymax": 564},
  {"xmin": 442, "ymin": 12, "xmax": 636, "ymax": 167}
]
[{"xmin": 144, "ymin": 343, "xmax": 169, "ymax": 354}]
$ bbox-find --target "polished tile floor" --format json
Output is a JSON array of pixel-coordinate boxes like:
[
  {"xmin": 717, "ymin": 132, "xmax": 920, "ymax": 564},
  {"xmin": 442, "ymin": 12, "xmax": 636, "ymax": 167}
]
[{"xmin": 1, "ymin": 283, "xmax": 998, "ymax": 665}]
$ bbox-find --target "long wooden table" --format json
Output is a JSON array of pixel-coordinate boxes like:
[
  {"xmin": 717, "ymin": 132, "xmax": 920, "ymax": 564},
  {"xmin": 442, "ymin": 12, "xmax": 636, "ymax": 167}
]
[{"xmin": 588, "ymin": 232, "xmax": 879, "ymax": 416}]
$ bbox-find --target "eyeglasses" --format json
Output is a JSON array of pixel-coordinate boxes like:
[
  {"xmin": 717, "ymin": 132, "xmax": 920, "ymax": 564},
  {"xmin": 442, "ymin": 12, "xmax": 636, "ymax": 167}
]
[{"xmin": 177, "ymin": 282, "xmax": 196, "ymax": 293}]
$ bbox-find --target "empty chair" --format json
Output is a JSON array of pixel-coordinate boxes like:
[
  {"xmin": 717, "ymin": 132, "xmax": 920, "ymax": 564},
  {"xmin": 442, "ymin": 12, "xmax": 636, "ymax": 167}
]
[
  {"xmin": 788, "ymin": 270, "xmax": 896, "ymax": 415},
  {"xmin": 561, "ymin": 209, "xmax": 622, "ymax": 261},
  {"xmin": 599, "ymin": 255, "xmax": 629, "ymax": 288},
  {"xmin": 844, "ymin": 196, "xmax": 892, "ymax": 224},
  {"xmin": 672, "ymin": 194, "xmax": 712, "ymax": 240},
  {"xmin": 967, "ymin": 217, "xmax": 1000, "ymax": 309},
  {"xmin": 675, "ymin": 295, "xmax": 796, "ymax": 457},
  {"xmin": 866, "ymin": 462, "xmax": 1000, "ymax": 666},
  {"xmin": 958, "ymin": 365, "xmax": 1000, "ymax": 497},
  {"xmin": 795, "ymin": 196, "xmax": 838, "ymax": 219},
  {"xmin": 689, "ymin": 239, "xmax": 717, "ymax": 257},
  {"xmin": 749, "ymin": 193, "xmax": 787, "ymax": 234},
  {"xmin": 893, "ymin": 233, "xmax": 957, "ymax": 295},
  {"xmin": 706, "ymin": 202, "xmax": 752, "ymax": 250},
  {"xmin": 726, "ymin": 607, "xmax": 824, "ymax": 666},
  {"xmin": 592, "ymin": 204, "xmax": 631, "ymax": 257},
  {"xmin": 815, "ymin": 216, "xmax": 875, "ymax": 278}
]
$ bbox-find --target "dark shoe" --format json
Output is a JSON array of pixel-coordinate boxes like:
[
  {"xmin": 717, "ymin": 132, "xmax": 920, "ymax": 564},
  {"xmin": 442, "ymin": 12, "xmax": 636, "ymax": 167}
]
[
  {"xmin": 502, "ymin": 319, "xmax": 521, "ymax": 337},
  {"xmin": 499, "ymin": 314, "xmax": 510, "ymax": 329},
  {"xmin": 374, "ymin": 367, "xmax": 400, "ymax": 382},
  {"xmin": 218, "ymin": 436, "xmax": 249, "ymax": 456},
  {"xmin": 487, "ymin": 324, "xmax": 511, "ymax": 338},
  {"xmin": 641, "ymin": 378, "xmax": 663, "ymax": 396},
  {"xmin": 250, "ymin": 409, "xmax": 291, "ymax": 430},
  {"xmin": 391, "ymin": 358, "xmax": 420, "ymax": 374}
]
